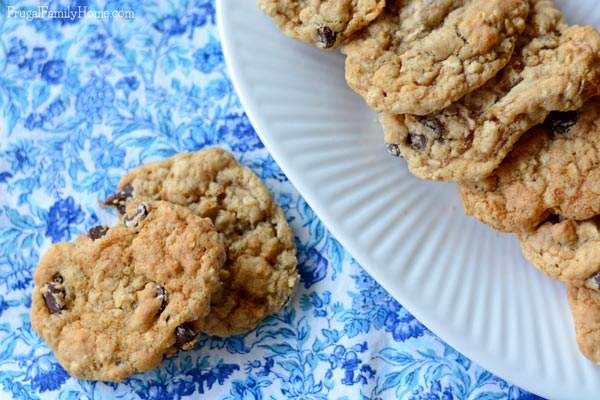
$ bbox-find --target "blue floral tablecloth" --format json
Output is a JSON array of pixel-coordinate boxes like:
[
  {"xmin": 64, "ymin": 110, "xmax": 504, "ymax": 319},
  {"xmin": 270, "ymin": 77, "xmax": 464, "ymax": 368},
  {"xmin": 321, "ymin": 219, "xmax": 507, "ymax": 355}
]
[{"xmin": 0, "ymin": 1, "xmax": 543, "ymax": 399}]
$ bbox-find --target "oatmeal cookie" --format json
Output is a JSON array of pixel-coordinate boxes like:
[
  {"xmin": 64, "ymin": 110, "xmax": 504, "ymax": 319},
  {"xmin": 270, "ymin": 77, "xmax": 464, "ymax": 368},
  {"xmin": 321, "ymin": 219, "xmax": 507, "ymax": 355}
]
[
  {"xmin": 106, "ymin": 148, "xmax": 299, "ymax": 337},
  {"xmin": 30, "ymin": 201, "xmax": 225, "ymax": 381},
  {"xmin": 461, "ymin": 100, "xmax": 600, "ymax": 233},
  {"xmin": 519, "ymin": 217, "xmax": 600, "ymax": 289},
  {"xmin": 258, "ymin": 0, "xmax": 385, "ymax": 49},
  {"xmin": 383, "ymin": 1, "xmax": 600, "ymax": 181},
  {"xmin": 343, "ymin": 0, "xmax": 529, "ymax": 115},
  {"xmin": 567, "ymin": 284, "xmax": 600, "ymax": 365}
]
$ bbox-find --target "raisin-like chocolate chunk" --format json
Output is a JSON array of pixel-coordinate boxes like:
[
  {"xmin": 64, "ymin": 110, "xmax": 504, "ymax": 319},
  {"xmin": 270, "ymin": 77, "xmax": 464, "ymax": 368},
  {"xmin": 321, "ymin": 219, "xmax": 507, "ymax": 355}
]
[
  {"xmin": 42, "ymin": 275, "xmax": 66, "ymax": 314},
  {"xmin": 104, "ymin": 184, "xmax": 134, "ymax": 214},
  {"xmin": 387, "ymin": 144, "xmax": 401, "ymax": 157},
  {"xmin": 52, "ymin": 273, "xmax": 64, "ymax": 284},
  {"xmin": 124, "ymin": 203, "xmax": 149, "ymax": 228},
  {"xmin": 585, "ymin": 272, "xmax": 600, "ymax": 291},
  {"xmin": 88, "ymin": 225, "xmax": 109, "ymax": 240},
  {"xmin": 317, "ymin": 26, "xmax": 336, "ymax": 49},
  {"xmin": 175, "ymin": 322, "xmax": 198, "ymax": 350},
  {"xmin": 544, "ymin": 111, "xmax": 578, "ymax": 134},
  {"xmin": 407, "ymin": 133, "xmax": 427, "ymax": 151},
  {"xmin": 156, "ymin": 285, "xmax": 168, "ymax": 314},
  {"xmin": 420, "ymin": 117, "xmax": 443, "ymax": 140}
]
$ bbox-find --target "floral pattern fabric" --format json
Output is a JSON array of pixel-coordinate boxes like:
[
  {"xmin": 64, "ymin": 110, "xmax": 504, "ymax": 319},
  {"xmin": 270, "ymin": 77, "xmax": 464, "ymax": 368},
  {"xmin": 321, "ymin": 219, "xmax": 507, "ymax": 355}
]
[{"xmin": 0, "ymin": 1, "xmax": 542, "ymax": 399}]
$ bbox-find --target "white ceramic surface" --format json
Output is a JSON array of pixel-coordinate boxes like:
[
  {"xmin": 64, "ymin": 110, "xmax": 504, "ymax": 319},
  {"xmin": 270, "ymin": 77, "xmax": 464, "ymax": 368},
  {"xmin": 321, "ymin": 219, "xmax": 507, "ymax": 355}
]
[{"xmin": 217, "ymin": 2, "xmax": 600, "ymax": 398}]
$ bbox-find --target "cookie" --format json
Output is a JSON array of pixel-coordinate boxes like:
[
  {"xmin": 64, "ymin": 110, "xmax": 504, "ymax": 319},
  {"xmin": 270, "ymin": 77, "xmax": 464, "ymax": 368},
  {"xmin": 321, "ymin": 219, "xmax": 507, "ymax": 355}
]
[
  {"xmin": 106, "ymin": 148, "xmax": 298, "ymax": 337},
  {"xmin": 342, "ymin": 0, "xmax": 529, "ymax": 115},
  {"xmin": 258, "ymin": 0, "xmax": 385, "ymax": 49},
  {"xmin": 567, "ymin": 284, "xmax": 600, "ymax": 365},
  {"xmin": 519, "ymin": 217, "xmax": 600, "ymax": 288},
  {"xmin": 382, "ymin": 1, "xmax": 600, "ymax": 182},
  {"xmin": 460, "ymin": 100, "xmax": 600, "ymax": 234},
  {"xmin": 30, "ymin": 201, "xmax": 226, "ymax": 381}
]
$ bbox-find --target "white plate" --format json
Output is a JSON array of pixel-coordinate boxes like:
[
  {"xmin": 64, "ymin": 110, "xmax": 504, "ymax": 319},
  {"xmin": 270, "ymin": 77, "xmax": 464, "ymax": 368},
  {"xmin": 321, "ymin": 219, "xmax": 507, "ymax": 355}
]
[{"xmin": 217, "ymin": 1, "xmax": 600, "ymax": 398}]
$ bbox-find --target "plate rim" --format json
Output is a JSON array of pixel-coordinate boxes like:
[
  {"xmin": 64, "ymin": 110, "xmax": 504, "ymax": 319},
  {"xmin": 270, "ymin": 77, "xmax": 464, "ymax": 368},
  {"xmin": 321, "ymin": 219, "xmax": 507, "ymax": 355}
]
[{"xmin": 216, "ymin": 1, "xmax": 592, "ymax": 398}]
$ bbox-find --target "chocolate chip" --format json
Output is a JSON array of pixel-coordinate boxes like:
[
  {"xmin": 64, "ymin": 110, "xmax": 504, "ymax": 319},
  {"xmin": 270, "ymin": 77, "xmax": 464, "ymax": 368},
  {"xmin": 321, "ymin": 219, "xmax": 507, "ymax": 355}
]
[
  {"xmin": 387, "ymin": 144, "xmax": 401, "ymax": 157},
  {"xmin": 52, "ymin": 273, "xmax": 63, "ymax": 284},
  {"xmin": 544, "ymin": 111, "xmax": 578, "ymax": 134},
  {"xmin": 385, "ymin": 0, "xmax": 401, "ymax": 12},
  {"xmin": 317, "ymin": 26, "xmax": 336, "ymax": 49},
  {"xmin": 420, "ymin": 117, "xmax": 443, "ymax": 139},
  {"xmin": 104, "ymin": 184, "xmax": 134, "ymax": 214},
  {"xmin": 175, "ymin": 322, "xmax": 198, "ymax": 350},
  {"xmin": 585, "ymin": 272, "xmax": 600, "ymax": 291},
  {"xmin": 124, "ymin": 203, "xmax": 149, "ymax": 228},
  {"xmin": 545, "ymin": 214, "xmax": 561, "ymax": 224},
  {"xmin": 407, "ymin": 133, "xmax": 427, "ymax": 151},
  {"xmin": 281, "ymin": 294, "xmax": 293, "ymax": 308},
  {"xmin": 156, "ymin": 285, "xmax": 168, "ymax": 314},
  {"xmin": 42, "ymin": 278, "xmax": 66, "ymax": 314},
  {"xmin": 88, "ymin": 225, "xmax": 109, "ymax": 240}
]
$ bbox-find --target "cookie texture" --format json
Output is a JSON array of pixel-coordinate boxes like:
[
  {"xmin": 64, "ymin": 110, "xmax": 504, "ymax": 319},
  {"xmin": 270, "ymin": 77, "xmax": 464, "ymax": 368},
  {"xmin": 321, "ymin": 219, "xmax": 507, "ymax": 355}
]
[
  {"xmin": 30, "ymin": 201, "xmax": 225, "ymax": 381},
  {"xmin": 460, "ymin": 100, "xmax": 600, "ymax": 233},
  {"xmin": 342, "ymin": 0, "xmax": 529, "ymax": 115},
  {"xmin": 567, "ymin": 284, "xmax": 600, "ymax": 365},
  {"xmin": 519, "ymin": 217, "xmax": 600, "ymax": 287},
  {"xmin": 109, "ymin": 148, "xmax": 298, "ymax": 337},
  {"xmin": 383, "ymin": 1, "xmax": 600, "ymax": 182},
  {"xmin": 258, "ymin": 0, "xmax": 385, "ymax": 49}
]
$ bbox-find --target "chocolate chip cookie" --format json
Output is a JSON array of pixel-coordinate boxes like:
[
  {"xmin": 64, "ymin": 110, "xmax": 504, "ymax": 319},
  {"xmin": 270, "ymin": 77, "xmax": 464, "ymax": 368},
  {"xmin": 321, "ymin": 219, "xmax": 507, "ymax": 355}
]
[
  {"xmin": 519, "ymin": 217, "xmax": 600, "ymax": 287},
  {"xmin": 106, "ymin": 148, "xmax": 298, "ymax": 337},
  {"xmin": 30, "ymin": 201, "xmax": 226, "ymax": 381},
  {"xmin": 567, "ymin": 284, "xmax": 600, "ymax": 365},
  {"xmin": 258, "ymin": 0, "xmax": 385, "ymax": 49},
  {"xmin": 383, "ymin": 1, "xmax": 600, "ymax": 181},
  {"xmin": 342, "ymin": 0, "xmax": 529, "ymax": 115},
  {"xmin": 523, "ymin": 220, "xmax": 600, "ymax": 365},
  {"xmin": 460, "ymin": 100, "xmax": 600, "ymax": 234}
]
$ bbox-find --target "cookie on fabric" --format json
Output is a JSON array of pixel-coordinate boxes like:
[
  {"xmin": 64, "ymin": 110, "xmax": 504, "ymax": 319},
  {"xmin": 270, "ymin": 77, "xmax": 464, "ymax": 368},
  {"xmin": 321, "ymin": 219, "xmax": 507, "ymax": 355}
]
[
  {"xmin": 460, "ymin": 100, "xmax": 600, "ymax": 233},
  {"xmin": 382, "ymin": 1, "xmax": 600, "ymax": 181},
  {"xmin": 343, "ymin": 0, "xmax": 529, "ymax": 115},
  {"xmin": 258, "ymin": 0, "xmax": 385, "ymax": 49},
  {"xmin": 106, "ymin": 147, "xmax": 299, "ymax": 337},
  {"xmin": 30, "ymin": 201, "xmax": 226, "ymax": 381}
]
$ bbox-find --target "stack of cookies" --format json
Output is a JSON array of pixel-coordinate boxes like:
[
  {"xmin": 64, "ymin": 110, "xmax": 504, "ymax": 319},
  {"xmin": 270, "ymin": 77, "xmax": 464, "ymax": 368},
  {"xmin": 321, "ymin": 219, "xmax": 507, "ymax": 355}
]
[
  {"xmin": 259, "ymin": 0, "xmax": 600, "ymax": 363},
  {"xmin": 30, "ymin": 148, "xmax": 299, "ymax": 381}
]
